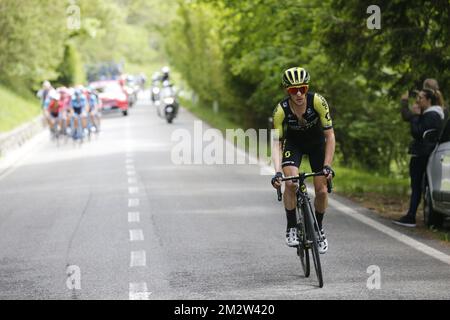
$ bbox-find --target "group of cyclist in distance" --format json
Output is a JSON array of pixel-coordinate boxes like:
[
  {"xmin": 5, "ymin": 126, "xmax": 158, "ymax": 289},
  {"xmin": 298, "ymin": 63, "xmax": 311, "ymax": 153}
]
[
  {"xmin": 37, "ymin": 81, "xmax": 101, "ymax": 143},
  {"xmin": 271, "ymin": 67, "xmax": 335, "ymax": 254}
]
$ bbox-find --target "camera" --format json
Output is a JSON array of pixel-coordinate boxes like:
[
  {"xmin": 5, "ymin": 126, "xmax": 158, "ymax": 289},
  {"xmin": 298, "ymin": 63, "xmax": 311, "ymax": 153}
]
[{"xmin": 408, "ymin": 89, "xmax": 419, "ymax": 98}]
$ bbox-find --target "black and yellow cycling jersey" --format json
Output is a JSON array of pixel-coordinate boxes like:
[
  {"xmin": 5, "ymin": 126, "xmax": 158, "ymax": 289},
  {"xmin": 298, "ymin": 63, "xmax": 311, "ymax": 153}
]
[{"xmin": 272, "ymin": 91, "xmax": 332, "ymax": 146}]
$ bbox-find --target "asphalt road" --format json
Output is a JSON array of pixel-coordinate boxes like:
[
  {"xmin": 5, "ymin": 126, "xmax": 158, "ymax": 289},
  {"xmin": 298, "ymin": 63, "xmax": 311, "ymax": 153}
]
[{"xmin": 1, "ymin": 92, "xmax": 450, "ymax": 300}]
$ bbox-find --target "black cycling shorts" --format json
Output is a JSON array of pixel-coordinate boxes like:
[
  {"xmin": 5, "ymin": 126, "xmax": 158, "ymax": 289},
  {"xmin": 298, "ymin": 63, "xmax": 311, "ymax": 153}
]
[{"xmin": 281, "ymin": 140, "xmax": 325, "ymax": 172}]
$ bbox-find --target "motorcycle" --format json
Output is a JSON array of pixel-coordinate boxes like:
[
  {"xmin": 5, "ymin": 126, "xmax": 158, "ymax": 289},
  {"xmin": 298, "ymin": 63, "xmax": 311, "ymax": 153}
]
[
  {"xmin": 151, "ymin": 86, "xmax": 160, "ymax": 104},
  {"xmin": 156, "ymin": 85, "xmax": 178, "ymax": 124},
  {"xmin": 162, "ymin": 96, "xmax": 178, "ymax": 124}
]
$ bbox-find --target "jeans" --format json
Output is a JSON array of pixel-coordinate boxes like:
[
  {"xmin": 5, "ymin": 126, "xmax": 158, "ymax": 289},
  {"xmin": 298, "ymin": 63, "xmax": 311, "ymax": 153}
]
[{"xmin": 407, "ymin": 155, "xmax": 429, "ymax": 219}]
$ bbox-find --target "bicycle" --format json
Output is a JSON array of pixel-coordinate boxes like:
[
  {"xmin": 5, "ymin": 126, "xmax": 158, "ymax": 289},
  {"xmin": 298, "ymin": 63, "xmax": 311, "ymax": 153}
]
[
  {"xmin": 70, "ymin": 112, "xmax": 86, "ymax": 144},
  {"xmin": 47, "ymin": 113, "xmax": 64, "ymax": 147},
  {"xmin": 86, "ymin": 111, "xmax": 101, "ymax": 141},
  {"xmin": 276, "ymin": 171, "xmax": 335, "ymax": 288},
  {"xmin": 49, "ymin": 118, "xmax": 60, "ymax": 146}
]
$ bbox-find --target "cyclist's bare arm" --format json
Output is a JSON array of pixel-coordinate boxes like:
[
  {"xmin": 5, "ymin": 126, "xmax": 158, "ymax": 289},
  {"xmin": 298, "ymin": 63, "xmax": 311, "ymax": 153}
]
[
  {"xmin": 271, "ymin": 139, "xmax": 283, "ymax": 188},
  {"xmin": 272, "ymin": 104, "xmax": 285, "ymax": 180},
  {"xmin": 272, "ymin": 139, "xmax": 283, "ymax": 173},
  {"xmin": 323, "ymin": 128, "xmax": 335, "ymax": 169}
]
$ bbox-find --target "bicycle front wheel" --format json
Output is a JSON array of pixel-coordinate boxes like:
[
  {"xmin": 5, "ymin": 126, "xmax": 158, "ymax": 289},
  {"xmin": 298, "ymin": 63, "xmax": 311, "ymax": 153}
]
[
  {"xmin": 297, "ymin": 208, "xmax": 310, "ymax": 278},
  {"xmin": 304, "ymin": 203, "xmax": 323, "ymax": 288}
]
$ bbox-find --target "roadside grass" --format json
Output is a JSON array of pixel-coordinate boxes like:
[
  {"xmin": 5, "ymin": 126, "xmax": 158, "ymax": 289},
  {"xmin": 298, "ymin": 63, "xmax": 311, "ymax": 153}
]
[
  {"xmin": 180, "ymin": 96, "xmax": 450, "ymax": 244},
  {"xmin": 0, "ymin": 85, "xmax": 41, "ymax": 133}
]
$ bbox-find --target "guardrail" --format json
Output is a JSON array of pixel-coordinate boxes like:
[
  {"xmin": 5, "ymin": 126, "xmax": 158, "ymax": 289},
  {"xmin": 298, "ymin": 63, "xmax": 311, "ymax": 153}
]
[{"xmin": 0, "ymin": 116, "xmax": 45, "ymax": 158}]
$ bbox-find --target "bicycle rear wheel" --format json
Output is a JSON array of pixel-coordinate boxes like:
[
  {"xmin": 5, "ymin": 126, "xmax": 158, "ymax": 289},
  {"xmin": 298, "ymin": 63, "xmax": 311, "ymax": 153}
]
[{"xmin": 304, "ymin": 203, "xmax": 323, "ymax": 288}]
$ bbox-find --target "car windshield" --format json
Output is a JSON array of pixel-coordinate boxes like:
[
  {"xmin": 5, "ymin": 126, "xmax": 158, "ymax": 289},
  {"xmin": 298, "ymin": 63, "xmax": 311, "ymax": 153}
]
[{"xmin": 93, "ymin": 82, "xmax": 122, "ymax": 94}]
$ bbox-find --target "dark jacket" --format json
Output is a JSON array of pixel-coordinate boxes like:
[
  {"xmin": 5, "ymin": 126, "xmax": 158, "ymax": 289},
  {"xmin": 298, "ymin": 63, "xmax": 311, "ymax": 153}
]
[{"xmin": 401, "ymin": 100, "xmax": 445, "ymax": 157}]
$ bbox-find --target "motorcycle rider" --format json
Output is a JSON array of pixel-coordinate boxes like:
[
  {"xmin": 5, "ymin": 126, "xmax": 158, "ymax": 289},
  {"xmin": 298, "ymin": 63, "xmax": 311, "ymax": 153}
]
[{"xmin": 161, "ymin": 66, "xmax": 170, "ymax": 82}]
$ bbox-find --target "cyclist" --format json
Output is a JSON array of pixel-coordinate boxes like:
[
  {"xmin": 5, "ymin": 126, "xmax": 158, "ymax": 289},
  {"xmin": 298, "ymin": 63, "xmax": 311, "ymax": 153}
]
[
  {"xmin": 69, "ymin": 87, "xmax": 88, "ymax": 140},
  {"xmin": 271, "ymin": 67, "xmax": 335, "ymax": 254},
  {"xmin": 37, "ymin": 80, "xmax": 54, "ymax": 109},
  {"xmin": 57, "ymin": 87, "xmax": 72, "ymax": 136},
  {"xmin": 86, "ymin": 86, "xmax": 101, "ymax": 134},
  {"xmin": 43, "ymin": 90, "xmax": 63, "ymax": 137}
]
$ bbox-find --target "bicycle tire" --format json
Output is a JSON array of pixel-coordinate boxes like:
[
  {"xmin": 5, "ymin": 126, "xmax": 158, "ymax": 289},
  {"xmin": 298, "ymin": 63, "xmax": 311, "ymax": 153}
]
[
  {"xmin": 296, "ymin": 207, "xmax": 310, "ymax": 277},
  {"xmin": 52, "ymin": 123, "xmax": 60, "ymax": 147},
  {"xmin": 304, "ymin": 203, "xmax": 323, "ymax": 288}
]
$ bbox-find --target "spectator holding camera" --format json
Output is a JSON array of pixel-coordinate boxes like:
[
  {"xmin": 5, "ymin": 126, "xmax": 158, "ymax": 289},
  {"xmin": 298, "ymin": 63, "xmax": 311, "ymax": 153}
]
[
  {"xmin": 401, "ymin": 79, "xmax": 447, "ymax": 121},
  {"xmin": 395, "ymin": 86, "xmax": 445, "ymax": 227},
  {"xmin": 424, "ymin": 79, "xmax": 447, "ymax": 120}
]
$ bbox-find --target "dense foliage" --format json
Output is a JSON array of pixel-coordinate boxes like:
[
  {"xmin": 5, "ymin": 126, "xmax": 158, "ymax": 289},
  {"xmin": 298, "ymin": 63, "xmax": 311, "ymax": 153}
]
[
  {"xmin": 0, "ymin": 0, "xmax": 170, "ymax": 90},
  {"xmin": 164, "ymin": 0, "xmax": 449, "ymax": 173},
  {"xmin": 0, "ymin": 0, "xmax": 448, "ymax": 174}
]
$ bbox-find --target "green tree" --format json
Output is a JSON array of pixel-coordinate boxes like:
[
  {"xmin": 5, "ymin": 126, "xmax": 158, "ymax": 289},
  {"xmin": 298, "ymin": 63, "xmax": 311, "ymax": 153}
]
[
  {"xmin": 319, "ymin": 0, "xmax": 450, "ymax": 99},
  {"xmin": 56, "ymin": 42, "xmax": 85, "ymax": 87},
  {"xmin": 0, "ymin": 0, "xmax": 67, "ymax": 88}
]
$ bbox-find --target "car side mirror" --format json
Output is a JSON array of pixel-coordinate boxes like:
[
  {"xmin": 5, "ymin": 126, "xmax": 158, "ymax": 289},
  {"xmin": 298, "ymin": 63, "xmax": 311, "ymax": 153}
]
[{"xmin": 423, "ymin": 129, "xmax": 439, "ymax": 143}]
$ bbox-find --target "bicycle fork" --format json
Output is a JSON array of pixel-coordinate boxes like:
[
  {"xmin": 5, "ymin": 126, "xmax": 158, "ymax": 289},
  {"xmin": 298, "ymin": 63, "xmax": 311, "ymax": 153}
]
[{"xmin": 297, "ymin": 189, "xmax": 324, "ymax": 246}]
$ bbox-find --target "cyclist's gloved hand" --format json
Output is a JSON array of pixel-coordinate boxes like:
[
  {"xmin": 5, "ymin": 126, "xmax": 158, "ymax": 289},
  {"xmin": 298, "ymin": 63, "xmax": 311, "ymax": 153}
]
[
  {"xmin": 323, "ymin": 165, "xmax": 334, "ymax": 179},
  {"xmin": 271, "ymin": 172, "xmax": 283, "ymax": 188}
]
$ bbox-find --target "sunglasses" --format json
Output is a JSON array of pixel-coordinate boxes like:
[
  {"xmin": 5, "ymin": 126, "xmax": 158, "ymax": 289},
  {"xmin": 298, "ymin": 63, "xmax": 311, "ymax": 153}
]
[{"xmin": 287, "ymin": 85, "xmax": 309, "ymax": 95}]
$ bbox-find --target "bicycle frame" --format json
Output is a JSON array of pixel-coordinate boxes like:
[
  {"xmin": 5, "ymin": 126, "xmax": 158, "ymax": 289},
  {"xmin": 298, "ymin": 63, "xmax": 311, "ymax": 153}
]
[{"xmin": 281, "ymin": 175, "xmax": 324, "ymax": 254}]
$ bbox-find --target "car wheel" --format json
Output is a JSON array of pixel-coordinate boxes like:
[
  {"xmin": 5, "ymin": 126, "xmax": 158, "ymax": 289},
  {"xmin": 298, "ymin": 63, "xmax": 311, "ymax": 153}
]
[
  {"xmin": 123, "ymin": 110, "xmax": 128, "ymax": 116},
  {"xmin": 424, "ymin": 182, "xmax": 444, "ymax": 228}
]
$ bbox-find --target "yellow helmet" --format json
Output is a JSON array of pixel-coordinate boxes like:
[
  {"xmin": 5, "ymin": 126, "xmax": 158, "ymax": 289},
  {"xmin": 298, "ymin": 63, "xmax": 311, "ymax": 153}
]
[{"xmin": 282, "ymin": 67, "xmax": 310, "ymax": 88}]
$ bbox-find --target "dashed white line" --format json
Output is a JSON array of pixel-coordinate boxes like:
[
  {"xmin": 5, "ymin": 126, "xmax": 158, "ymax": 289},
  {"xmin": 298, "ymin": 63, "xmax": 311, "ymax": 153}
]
[
  {"xmin": 127, "ymin": 170, "xmax": 136, "ymax": 176},
  {"xmin": 130, "ymin": 250, "xmax": 146, "ymax": 267},
  {"xmin": 129, "ymin": 187, "xmax": 139, "ymax": 194},
  {"xmin": 129, "ymin": 229, "xmax": 144, "ymax": 241},
  {"xmin": 128, "ymin": 212, "xmax": 140, "ymax": 223},
  {"xmin": 129, "ymin": 283, "xmax": 152, "ymax": 300},
  {"xmin": 126, "ymin": 165, "xmax": 135, "ymax": 170},
  {"xmin": 126, "ymin": 159, "xmax": 134, "ymax": 164},
  {"xmin": 128, "ymin": 198, "xmax": 140, "ymax": 207}
]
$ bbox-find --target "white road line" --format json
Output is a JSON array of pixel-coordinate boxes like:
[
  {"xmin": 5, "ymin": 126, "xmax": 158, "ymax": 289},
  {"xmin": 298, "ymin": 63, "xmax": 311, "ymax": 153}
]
[
  {"xmin": 128, "ymin": 212, "xmax": 140, "ymax": 223},
  {"xmin": 129, "ymin": 229, "xmax": 144, "ymax": 241},
  {"xmin": 128, "ymin": 177, "xmax": 138, "ymax": 184},
  {"xmin": 129, "ymin": 283, "xmax": 152, "ymax": 300},
  {"xmin": 130, "ymin": 250, "xmax": 146, "ymax": 267},
  {"xmin": 128, "ymin": 198, "xmax": 140, "ymax": 207},
  {"xmin": 126, "ymin": 159, "xmax": 134, "ymax": 164},
  {"xmin": 126, "ymin": 165, "xmax": 135, "ymax": 170},
  {"xmin": 329, "ymin": 198, "xmax": 450, "ymax": 266},
  {"xmin": 129, "ymin": 187, "xmax": 139, "ymax": 194},
  {"xmin": 256, "ymin": 160, "xmax": 450, "ymax": 266},
  {"xmin": 127, "ymin": 171, "xmax": 136, "ymax": 177}
]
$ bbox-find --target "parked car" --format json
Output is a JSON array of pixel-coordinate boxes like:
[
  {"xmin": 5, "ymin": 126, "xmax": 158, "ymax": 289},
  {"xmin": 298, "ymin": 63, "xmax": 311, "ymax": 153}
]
[
  {"xmin": 89, "ymin": 80, "xmax": 129, "ymax": 116},
  {"xmin": 424, "ymin": 119, "xmax": 450, "ymax": 227}
]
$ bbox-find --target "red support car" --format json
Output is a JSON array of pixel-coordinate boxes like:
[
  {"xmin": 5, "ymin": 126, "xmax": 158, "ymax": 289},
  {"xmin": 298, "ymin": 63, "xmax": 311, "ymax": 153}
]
[{"xmin": 89, "ymin": 80, "xmax": 129, "ymax": 116}]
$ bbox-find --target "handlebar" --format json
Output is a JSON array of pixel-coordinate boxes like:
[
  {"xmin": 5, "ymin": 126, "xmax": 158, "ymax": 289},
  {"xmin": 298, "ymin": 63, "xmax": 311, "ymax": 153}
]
[
  {"xmin": 277, "ymin": 187, "xmax": 282, "ymax": 201},
  {"xmin": 275, "ymin": 171, "xmax": 335, "ymax": 202}
]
